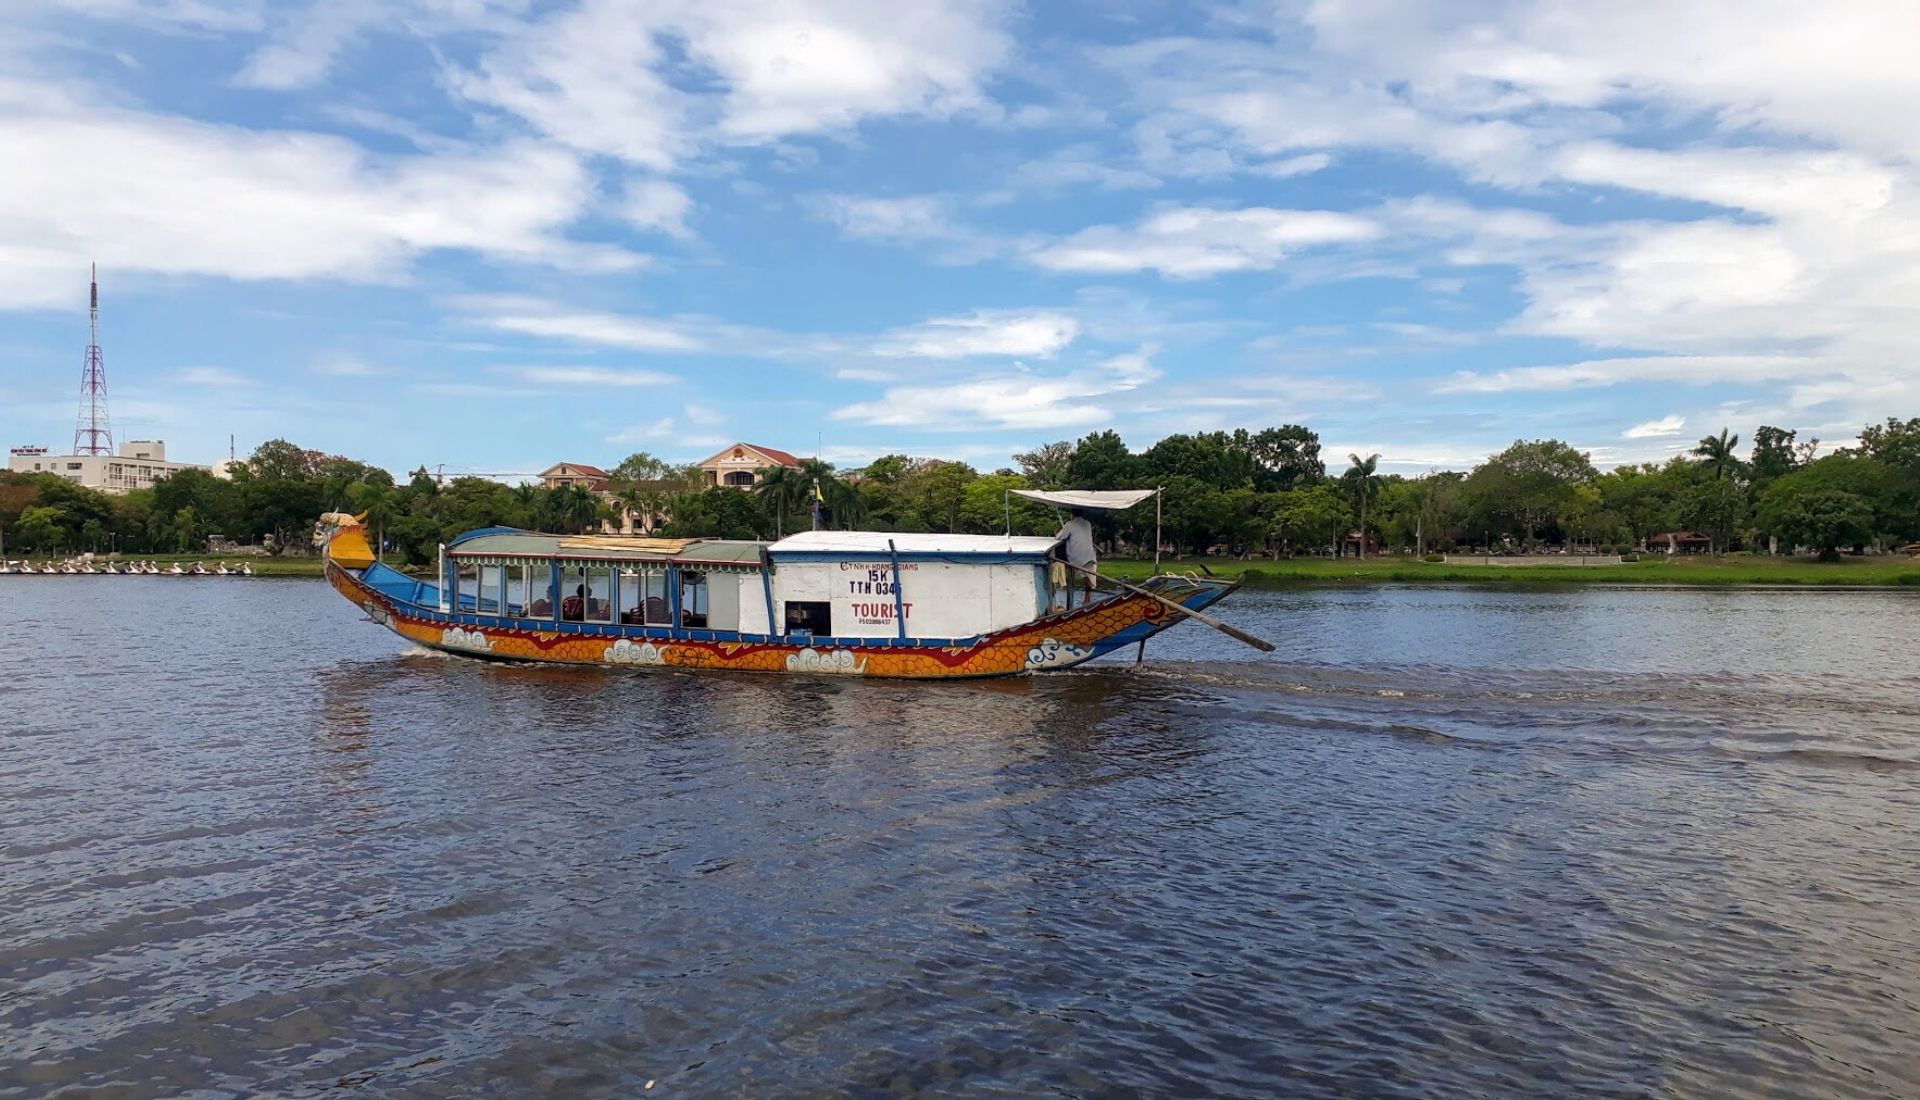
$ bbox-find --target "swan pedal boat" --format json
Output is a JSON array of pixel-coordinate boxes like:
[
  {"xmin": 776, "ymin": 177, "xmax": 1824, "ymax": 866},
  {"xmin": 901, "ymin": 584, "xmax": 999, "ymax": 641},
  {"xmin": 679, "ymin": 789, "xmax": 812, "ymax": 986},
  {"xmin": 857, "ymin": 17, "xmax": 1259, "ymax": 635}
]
[{"xmin": 316, "ymin": 512, "xmax": 1240, "ymax": 679}]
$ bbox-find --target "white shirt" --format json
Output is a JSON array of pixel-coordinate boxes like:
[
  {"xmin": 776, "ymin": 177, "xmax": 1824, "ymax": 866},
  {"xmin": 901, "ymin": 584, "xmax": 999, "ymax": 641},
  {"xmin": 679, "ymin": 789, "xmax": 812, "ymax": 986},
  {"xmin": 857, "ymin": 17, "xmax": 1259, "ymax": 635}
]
[{"xmin": 1056, "ymin": 516, "xmax": 1096, "ymax": 567}]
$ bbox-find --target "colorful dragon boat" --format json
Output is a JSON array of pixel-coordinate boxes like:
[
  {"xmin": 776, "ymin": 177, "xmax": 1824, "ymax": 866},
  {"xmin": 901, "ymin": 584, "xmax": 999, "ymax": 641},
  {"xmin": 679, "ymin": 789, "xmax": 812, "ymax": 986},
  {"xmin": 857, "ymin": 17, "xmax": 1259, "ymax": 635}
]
[{"xmin": 315, "ymin": 512, "xmax": 1250, "ymax": 679}]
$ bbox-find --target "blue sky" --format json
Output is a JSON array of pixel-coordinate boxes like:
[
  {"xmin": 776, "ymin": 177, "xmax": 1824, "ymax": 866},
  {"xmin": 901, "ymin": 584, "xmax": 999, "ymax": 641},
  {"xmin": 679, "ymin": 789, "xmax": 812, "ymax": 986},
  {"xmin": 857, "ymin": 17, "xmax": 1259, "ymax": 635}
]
[{"xmin": 2, "ymin": 0, "xmax": 1914, "ymax": 480}]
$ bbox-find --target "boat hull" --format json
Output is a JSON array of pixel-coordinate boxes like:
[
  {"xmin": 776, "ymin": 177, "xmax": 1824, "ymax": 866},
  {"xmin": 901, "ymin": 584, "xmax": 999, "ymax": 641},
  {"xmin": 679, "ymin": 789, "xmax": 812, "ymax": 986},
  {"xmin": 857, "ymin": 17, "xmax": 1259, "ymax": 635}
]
[{"xmin": 326, "ymin": 561, "xmax": 1235, "ymax": 680}]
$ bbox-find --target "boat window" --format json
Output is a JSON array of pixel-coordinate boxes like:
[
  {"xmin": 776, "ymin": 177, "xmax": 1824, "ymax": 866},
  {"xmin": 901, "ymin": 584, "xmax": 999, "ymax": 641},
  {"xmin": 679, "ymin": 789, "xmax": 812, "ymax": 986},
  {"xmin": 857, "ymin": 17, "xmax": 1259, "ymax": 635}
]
[
  {"xmin": 615, "ymin": 567, "xmax": 676, "ymax": 625},
  {"xmin": 521, "ymin": 562, "xmax": 554, "ymax": 618},
  {"xmin": 643, "ymin": 571, "xmax": 671, "ymax": 625},
  {"xmin": 455, "ymin": 562, "xmax": 481, "ymax": 612},
  {"xmin": 680, "ymin": 571, "xmax": 708, "ymax": 628},
  {"xmin": 584, "ymin": 565, "xmax": 614, "ymax": 624},
  {"xmin": 477, "ymin": 564, "xmax": 504, "ymax": 615},
  {"xmin": 784, "ymin": 600, "xmax": 831, "ymax": 637},
  {"xmin": 618, "ymin": 569, "xmax": 645, "ymax": 624},
  {"xmin": 560, "ymin": 564, "xmax": 589, "ymax": 622}
]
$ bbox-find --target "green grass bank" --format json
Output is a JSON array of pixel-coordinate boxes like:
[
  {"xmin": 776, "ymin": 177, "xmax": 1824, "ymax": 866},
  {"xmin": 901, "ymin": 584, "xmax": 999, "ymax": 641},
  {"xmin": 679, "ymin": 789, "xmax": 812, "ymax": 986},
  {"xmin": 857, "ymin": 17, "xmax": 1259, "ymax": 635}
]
[{"xmin": 1104, "ymin": 554, "xmax": 1920, "ymax": 587}]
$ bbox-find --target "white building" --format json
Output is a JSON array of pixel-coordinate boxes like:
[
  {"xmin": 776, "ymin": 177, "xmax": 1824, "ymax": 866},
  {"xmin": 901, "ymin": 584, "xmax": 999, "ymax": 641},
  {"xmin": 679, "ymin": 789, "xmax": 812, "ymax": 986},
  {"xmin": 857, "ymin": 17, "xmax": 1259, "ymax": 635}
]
[{"xmin": 7, "ymin": 441, "xmax": 211, "ymax": 494}]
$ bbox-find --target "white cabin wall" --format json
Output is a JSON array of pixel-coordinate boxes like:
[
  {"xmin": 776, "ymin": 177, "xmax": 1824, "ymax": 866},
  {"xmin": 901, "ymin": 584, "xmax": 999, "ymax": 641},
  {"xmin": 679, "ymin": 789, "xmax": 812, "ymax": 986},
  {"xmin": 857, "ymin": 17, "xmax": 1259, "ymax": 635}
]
[
  {"xmin": 734, "ymin": 574, "xmax": 771, "ymax": 634},
  {"xmin": 770, "ymin": 558, "xmax": 1048, "ymax": 639},
  {"xmin": 771, "ymin": 565, "xmax": 834, "ymax": 604},
  {"xmin": 707, "ymin": 573, "xmax": 743, "ymax": 631},
  {"xmin": 988, "ymin": 565, "xmax": 1048, "ymax": 631}
]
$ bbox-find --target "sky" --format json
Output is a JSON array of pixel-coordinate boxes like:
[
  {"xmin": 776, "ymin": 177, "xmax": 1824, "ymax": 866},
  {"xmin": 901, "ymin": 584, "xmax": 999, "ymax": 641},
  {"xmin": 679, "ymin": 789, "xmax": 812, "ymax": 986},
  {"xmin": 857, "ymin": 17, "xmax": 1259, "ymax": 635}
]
[{"xmin": 1, "ymin": 0, "xmax": 1916, "ymax": 481}]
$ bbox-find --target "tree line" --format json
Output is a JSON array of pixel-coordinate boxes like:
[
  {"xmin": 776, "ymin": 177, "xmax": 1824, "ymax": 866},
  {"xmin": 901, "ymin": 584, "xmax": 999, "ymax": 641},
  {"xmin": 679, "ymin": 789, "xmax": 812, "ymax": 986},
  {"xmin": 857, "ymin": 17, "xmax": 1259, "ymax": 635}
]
[{"xmin": 4, "ymin": 420, "xmax": 1918, "ymax": 563}]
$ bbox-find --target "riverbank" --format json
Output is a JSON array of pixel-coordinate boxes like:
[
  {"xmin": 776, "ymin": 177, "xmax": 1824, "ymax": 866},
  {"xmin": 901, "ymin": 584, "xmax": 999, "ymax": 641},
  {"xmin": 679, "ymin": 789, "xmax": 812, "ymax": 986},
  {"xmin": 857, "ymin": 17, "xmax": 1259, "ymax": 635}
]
[
  {"xmin": 1105, "ymin": 554, "xmax": 1920, "ymax": 586},
  {"xmin": 2, "ymin": 555, "xmax": 327, "ymax": 577}
]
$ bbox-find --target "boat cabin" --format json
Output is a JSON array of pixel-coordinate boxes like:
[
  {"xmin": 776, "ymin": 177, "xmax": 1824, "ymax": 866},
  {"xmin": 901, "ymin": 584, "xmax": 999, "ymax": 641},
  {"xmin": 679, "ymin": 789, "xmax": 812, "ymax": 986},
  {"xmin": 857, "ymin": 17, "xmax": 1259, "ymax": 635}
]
[{"xmin": 438, "ymin": 528, "xmax": 1062, "ymax": 644}]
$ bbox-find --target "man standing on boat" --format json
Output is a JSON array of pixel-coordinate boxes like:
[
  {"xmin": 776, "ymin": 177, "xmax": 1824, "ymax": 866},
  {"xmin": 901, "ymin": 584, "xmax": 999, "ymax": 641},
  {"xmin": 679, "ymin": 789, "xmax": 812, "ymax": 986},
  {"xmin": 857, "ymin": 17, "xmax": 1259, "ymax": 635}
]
[{"xmin": 1056, "ymin": 508, "xmax": 1098, "ymax": 597}]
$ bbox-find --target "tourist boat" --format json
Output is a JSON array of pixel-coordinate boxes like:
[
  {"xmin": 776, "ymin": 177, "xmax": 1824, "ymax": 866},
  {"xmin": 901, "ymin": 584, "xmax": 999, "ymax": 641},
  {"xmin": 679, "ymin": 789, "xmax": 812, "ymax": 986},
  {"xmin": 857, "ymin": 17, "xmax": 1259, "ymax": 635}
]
[{"xmin": 315, "ymin": 511, "xmax": 1254, "ymax": 679}]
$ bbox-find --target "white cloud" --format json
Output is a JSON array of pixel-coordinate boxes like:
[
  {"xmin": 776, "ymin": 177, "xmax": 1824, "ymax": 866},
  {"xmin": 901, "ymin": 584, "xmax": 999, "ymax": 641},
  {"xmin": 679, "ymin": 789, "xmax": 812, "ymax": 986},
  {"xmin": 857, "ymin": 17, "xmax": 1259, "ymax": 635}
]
[
  {"xmin": 1077, "ymin": 0, "xmax": 1920, "ymax": 435},
  {"xmin": 175, "ymin": 365, "xmax": 252, "ymax": 385},
  {"xmin": 1027, "ymin": 205, "xmax": 1381, "ymax": 278},
  {"xmin": 1552, "ymin": 142, "xmax": 1896, "ymax": 221},
  {"xmin": 1254, "ymin": 153, "xmax": 1333, "ymax": 179},
  {"xmin": 460, "ymin": 298, "xmax": 704, "ymax": 352},
  {"xmin": 231, "ymin": 1, "xmax": 374, "ymax": 90},
  {"xmin": 619, "ymin": 178, "xmax": 693, "ymax": 239},
  {"xmin": 689, "ymin": 0, "xmax": 1011, "ymax": 141},
  {"xmin": 1298, "ymin": 1, "xmax": 1920, "ymax": 164},
  {"xmin": 608, "ymin": 417, "xmax": 678, "ymax": 445},
  {"xmin": 0, "ymin": 91, "xmax": 638, "ymax": 309},
  {"xmin": 1434, "ymin": 356, "xmax": 1824, "ymax": 395},
  {"xmin": 872, "ymin": 310, "xmax": 1078, "ymax": 359},
  {"xmin": 811, "ymin": 194, "xmax": 962, "ymax": 242},
  {"xmin": 682, "ymin": 402, "xmax": 725, "ymax": 426},
  {"xmin": 45, "ymin": 0, "xmax": 265, "ymax": 32},
  {"xmin": 507, "ymin": 366, "xmax": 680, "ymax": 388},
  {"xmin": 451, "ymin": 4, "xmax": 684, "ymax": 171},
  {"xmin": 312, "ymin": 353, "xmax": 382, "ymax": 377},
  {"xmin": 452, "ymin": 0, "xmax": 1013, "ymax": 168},
  {"xmin": 1623, "ymin": 415, "xmax": 1686, "ymax": 439},
  {"xmin": 832, "ymin": 347, "xmax": 1159, "ymax": 431},
  {"xmin": 1012, "ymin": 144, "xmax": 1162, "ymax": 192}
]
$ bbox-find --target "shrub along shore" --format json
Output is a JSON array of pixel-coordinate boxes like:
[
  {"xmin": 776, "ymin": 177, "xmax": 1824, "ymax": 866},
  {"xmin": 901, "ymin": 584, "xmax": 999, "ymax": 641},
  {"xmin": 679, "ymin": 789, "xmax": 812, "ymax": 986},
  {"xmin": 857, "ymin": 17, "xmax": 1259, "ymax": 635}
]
[{"xmin": 1102, "ymin": 555, "xmax": 1920, "ymax": 587}]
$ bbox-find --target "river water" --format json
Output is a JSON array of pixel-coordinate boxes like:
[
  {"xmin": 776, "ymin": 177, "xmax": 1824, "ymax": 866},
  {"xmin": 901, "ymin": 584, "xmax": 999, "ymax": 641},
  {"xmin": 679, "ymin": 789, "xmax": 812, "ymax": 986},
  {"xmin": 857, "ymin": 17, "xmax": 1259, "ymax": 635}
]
[{"xmin": 3, "ymin": 579, "xmax": 1917, "ymax": 1098}]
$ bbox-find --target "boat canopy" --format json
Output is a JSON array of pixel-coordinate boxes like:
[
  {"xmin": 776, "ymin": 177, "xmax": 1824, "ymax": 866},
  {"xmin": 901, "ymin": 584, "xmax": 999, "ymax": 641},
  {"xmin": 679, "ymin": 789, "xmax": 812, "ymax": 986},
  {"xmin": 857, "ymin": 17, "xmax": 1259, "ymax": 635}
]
[
  {"xmin": 767, "ymin": 530, "xmax": 1059, "ymax": 558},
  {"xmin": 1009, "ymin": 488, "xmax": 1158, "ymax": 510},
  {"xmin": 444, "ymin": 530, "xmax": 767, "ymax": 570}
]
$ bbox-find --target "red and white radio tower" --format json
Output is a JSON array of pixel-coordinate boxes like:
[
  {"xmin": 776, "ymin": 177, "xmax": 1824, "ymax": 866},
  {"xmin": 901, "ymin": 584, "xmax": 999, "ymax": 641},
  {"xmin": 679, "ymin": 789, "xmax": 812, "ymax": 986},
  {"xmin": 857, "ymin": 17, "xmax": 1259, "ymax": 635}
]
[{"xmin": 73, "ymin": 263, "xmax": 113, "ymax": 456}]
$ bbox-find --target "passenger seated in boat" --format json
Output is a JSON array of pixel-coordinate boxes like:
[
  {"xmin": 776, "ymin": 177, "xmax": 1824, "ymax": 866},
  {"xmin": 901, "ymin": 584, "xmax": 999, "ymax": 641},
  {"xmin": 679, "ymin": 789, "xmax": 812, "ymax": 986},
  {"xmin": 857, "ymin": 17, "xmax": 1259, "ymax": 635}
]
[
  {"xmin": 530, "ymin": 597, "xmax": 552, "ymax": 616},
  {"xmin": 561, "ymin": 584, "xmax": 587, "ymax": 621}
]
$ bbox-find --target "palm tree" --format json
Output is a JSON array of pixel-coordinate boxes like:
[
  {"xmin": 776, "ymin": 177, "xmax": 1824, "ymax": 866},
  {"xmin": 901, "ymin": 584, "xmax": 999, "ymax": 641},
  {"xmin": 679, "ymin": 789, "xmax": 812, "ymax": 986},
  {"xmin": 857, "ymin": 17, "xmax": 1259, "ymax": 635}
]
[
  {"xmin": 754, "ymin": 466, "xmax": 808, "ymax": 537},
  {"xmin": 1692, "ymin": 428, "xmax": 1742, "ymax": 481},
  {"xmin": 542, "ymin": 485, "xmax": 598, "ymax": 535},
  {"xmin": 824, "ymin": 479, "xmax": 866, "ymax": 529},
  {"xmin": 1344, "ymin": 452, "xmax": 1380, "ymax": 558},
  {"xmin": 796, "ymin": 458, "xmax": 843, "ymax": 530},
  {"xmin": 346, "ymin": 481, "xmax": 396, "ymax": 562}
]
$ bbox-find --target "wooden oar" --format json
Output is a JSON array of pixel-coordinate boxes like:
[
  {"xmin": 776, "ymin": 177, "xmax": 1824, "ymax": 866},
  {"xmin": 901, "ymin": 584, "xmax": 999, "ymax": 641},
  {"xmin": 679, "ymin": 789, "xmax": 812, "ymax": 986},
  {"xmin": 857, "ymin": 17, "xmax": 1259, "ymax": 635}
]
[{"xmin": 1065, "ymin": 561, "xmax": 1275, "ymax": 653}]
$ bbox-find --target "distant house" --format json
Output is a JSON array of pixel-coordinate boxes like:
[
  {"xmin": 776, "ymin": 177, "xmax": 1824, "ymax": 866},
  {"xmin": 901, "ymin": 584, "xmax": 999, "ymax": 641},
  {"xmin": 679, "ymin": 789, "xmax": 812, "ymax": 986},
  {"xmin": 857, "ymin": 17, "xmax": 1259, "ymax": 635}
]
[
  {"xmin": 695, "ymin": 443, "xmax": 802, "ymax": 489},
  {"xmin": 1645, "ymin": 531, "xmax": 1713, "ymax": 554},
  {"xmin": 1339, "ymin": 530, "xmax": 1383, "ymax": 557},
  {"xmin": 539, "ymin": 462, "xmax": 611, "ymax": 492}
]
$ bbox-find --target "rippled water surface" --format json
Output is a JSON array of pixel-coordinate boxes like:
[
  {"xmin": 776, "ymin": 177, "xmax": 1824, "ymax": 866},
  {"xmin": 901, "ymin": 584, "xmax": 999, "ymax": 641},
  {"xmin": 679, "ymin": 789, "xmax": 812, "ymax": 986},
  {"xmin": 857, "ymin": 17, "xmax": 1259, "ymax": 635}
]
[{"xmin": 4, "ymin": 578, "xmax": 1919, "ymax": 1098}]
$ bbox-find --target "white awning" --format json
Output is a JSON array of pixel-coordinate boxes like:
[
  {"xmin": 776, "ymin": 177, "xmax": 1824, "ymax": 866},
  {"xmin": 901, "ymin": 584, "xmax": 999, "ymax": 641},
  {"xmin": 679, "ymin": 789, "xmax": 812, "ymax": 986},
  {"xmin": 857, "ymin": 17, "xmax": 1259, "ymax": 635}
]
[{"xmin": 1009, "ymin": 488, "xmax": 1158, "ymax": 510}]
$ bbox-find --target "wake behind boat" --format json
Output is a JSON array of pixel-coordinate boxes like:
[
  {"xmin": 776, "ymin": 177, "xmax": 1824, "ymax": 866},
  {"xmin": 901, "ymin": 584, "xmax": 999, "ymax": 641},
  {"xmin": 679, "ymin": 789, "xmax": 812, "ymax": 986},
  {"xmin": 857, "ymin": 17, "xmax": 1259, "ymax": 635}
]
[{"xmin": 315, "ymin": 512, "xmax": 1249, "ymax": 679}]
